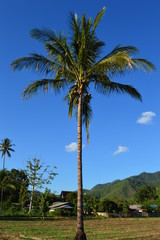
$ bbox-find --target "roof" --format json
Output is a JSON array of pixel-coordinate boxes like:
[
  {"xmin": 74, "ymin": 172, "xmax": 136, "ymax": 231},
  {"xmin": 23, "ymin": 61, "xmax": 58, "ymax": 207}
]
[
  {"xmin": 49, "ymin": 201, "xmax": 74, "ymax": 210},
  {"xmin": 60, "ymin": 191, "xmax": 73, "ymax": 199},
  {"xmin": 129, "ymin": 205, "xmax": 142, "ymax": 210},
  {"xmin": 49, "ymin": 201, "xmax": 70, "ymax": 208}
]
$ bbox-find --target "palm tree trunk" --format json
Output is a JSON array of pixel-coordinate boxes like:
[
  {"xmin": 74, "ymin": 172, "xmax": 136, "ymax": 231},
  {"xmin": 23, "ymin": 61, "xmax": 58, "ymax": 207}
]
[
  {"xmin": 74, "ymin": 94, "xmax": 86, "ymax": 240},
  {"xmin": 3, "ymin": 155, "xmax": 5, "ymax": 170},
  {"xmin": 0, "ymin": 156, "xmax": 5, "ymax": 214}
]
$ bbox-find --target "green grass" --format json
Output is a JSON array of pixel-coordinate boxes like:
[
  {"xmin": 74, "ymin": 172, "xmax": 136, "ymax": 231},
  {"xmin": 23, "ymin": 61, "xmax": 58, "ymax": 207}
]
[{"xmin": 0, "ymin": 218, "xmax": 160, "ymax": 239}]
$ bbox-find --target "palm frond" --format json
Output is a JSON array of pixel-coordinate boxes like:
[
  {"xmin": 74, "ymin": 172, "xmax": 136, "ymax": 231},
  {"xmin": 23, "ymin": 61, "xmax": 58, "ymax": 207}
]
[
  {"xmin": 11, "ymin": 54, "xmax": 59, "ymax": 74},
  {"xmin": 82, "ymin": 94, "xmax": 92, "ymax": 141},
  {"xmin": 88, "ymin": 51, "xmax": 131, "ymax": 77},
  {"xmin": 7, "ymin": 148, "xmax": 15, "ymax": 152},
  {"xmin": 6, "ymin": 150, "xmax": 11, "ymax": 158},
  {"xmin": 107, "ymin": 45, "xmax": 139, "ymax": 57},
  {"xmin": 94, "ymin": 76, "xmax": 142, "ymax": 101},
  {"xmin": 22, "ymin": 79, "xmax": 67, "ymax": 99},
  {"xmin": 69, "ymin": 12, "xmax": 81, "ymax": 57},
  {"xmin": 0, "ymin": 138, "xmax": 15, "ymax": 159},
  {"xmin": 93, "ymin": 7, "xmax": 106, "ymax": 32},
  {"xmin": 88, "ymin": 49, "xmax": 155, "ymax": 78},
  {"xmin": 131, "ymin": 58, "xmax": 156, "ymax": 72},
  {"xmin": 31, "ymin": 28, "xmax": 78, "ymax": 74}
]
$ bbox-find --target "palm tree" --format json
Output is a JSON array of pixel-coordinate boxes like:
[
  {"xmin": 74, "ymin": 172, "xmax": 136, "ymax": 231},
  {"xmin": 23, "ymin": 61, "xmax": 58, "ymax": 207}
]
[
  {"xmin": 0, "ymin": 138, "xmax": 15, "ymax": 213},
  {"xmin": 11, "ymin": 8, "xmax": 155, "ymax": 239},
  {"xmin": 0, "ymin": 138, "xmax": 15, "ymax": 170}
]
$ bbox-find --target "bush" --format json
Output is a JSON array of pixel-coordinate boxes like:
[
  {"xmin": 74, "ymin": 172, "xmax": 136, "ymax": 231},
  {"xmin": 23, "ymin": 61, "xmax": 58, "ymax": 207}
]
[{"xmin": 47, "ymin": 208, "xmax": 74, "ymax": 217}]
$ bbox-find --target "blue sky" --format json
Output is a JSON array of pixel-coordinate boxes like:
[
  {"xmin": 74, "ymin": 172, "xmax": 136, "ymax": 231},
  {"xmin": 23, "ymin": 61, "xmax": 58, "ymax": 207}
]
[{"xmin": 1, "ymin": 0, "xmax": 160, "ymax": 194}]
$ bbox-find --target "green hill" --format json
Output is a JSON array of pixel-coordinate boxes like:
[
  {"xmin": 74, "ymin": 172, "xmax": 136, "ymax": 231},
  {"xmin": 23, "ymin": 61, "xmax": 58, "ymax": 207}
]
[{"xmin": 85, "ymin": 171, "xmax": 160, "ymax": 199}]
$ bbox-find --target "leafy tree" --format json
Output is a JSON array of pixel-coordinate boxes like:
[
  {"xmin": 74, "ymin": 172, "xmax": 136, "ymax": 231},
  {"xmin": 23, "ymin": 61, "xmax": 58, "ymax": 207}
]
[
  {"xmin": 39, "ymin": 188, "xmax": 57, "ymax": 218},
  {"xmin": 135, "ymin": 185, "xmax": 158, "ymax": 203},
  {"xmin": 39, "ymin": 194, "xmax": 46, "ymax": 219},
  {"xmin": 0, "ymin": 139, "xmax": 15, "ymax": 214},
  {"xmin": 42, "ymin": 188, "xmax": 60, "ymax": 206},
  {"xmin": 11, "ymin": 8, "xmax": 155, "ymax": 239},
  {"xmin": 65, "ymin": 192, "xmax": 77, "ymax": 215},
  {"xmin": 0, "ymin": 169, "xmax": 28, "ymax": 212},
  {"xmin": 83, "ymin": 195, "xmax": 99, "ymax": 215},
  {"xmin": 19, "ymin": 179, "xmax": 29, "ymax": 209},
  {"xmin": 66, "ymin": 192, "xmax": 77, "ymax": 204},
  {"xmin": 25, "ymin": 157, "xmax": 57, "ymax": 212},
  {"xmin": 98, "ymin": 198, "xmax": 118, "ymax": 213}
]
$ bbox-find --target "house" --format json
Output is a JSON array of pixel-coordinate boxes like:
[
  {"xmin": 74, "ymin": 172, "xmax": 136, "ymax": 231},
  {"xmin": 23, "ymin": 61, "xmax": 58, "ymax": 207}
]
[
  {"xmin": 129, "ymin": 205, "xmax": 142, "ymax": 212},
  {"xmin": 60, "ymin": 191, "xmax": 73, "ymax": 200},
  {"xmin": 129, "ymin": 204, "xmax": 148, "ymax": 216},
  {"xmin": 49, "ymin": 201, "xmax": 74, "ymax": 212}
]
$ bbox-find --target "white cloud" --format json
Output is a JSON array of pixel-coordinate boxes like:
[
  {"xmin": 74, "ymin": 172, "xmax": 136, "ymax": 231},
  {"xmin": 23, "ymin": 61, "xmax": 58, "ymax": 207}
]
[
  {"xmin": 137, "ymin": 111, "xmax": 156, "ymax": 124},
  {"xmin": 113, "ymin": 146, "xmax": 129, "ymax": 155},
  {"xmin": 65, "ymin": 142, "xmax": 85, "ymax": 152}
]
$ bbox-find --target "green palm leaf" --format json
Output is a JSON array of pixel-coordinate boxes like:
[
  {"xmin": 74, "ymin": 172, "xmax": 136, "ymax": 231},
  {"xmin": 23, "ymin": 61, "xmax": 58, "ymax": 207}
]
[
  {"xmin": 93, "ymin": 7, "xmax": 106, "ymax": 32},
  {"xmin": 22, "ymin": 79, "xmax": 69, "ymax": 99}
]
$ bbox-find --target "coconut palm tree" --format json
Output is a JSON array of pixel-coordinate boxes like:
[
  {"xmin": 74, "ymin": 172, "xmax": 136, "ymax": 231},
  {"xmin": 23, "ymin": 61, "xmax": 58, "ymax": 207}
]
[
  {"xmin": 0, "ymin": 138, "xmax": 15, "ymax": 213},
  {"xmin": 11, "ymin": 8, "xmax": 155, "ymax": 239},
  {"xmin": 0, "ymin": 138, "xmax": 15, "ymax": 170}
]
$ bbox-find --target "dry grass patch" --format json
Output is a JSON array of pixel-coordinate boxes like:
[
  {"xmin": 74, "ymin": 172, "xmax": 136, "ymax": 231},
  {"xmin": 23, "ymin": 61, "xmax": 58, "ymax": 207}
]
[{"xmin": 0, "ymin": 218, "xmax": 160, "ymax": 239}]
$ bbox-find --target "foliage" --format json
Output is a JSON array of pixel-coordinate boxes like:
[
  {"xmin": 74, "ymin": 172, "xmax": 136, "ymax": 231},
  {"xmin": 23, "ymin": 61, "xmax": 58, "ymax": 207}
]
[
  {"xmin": 11, "ymin": 10, "xmax": 155, "ymax": 141},
  {"xmin": 48, "ymin": 208, "xmax": 74, "ymax": 217},
  {"xmin": 98, "ymin": 198, "xmax": 119, "ymax": 213},
  {"xmin": 0, "ymin": 169, "xmax": 28, "ymax": 211},
  {"xmin": 135, "ymin": 185, "xmax": 158, "ymax": 203},
  {"xmin": 82, "ymin": 195, "xmax": 99, "ymax": 215},
  {"xmin": 25, "ymin": 157, "xmax": 57, "ymax": 212},
  {"xmin": 86, "ymin": 171, "xmax": 160, "ymax": 200},
  {"xmin": 19, "ymin": 179, "xmax": 29, "ymax": 208},
  {"xmin": 0, "ymin": 138, "xmax": 15, "ymax": 167},
  {"xmin": 0, "ymin": 138, "xmax": 15, "ymax": 213}
]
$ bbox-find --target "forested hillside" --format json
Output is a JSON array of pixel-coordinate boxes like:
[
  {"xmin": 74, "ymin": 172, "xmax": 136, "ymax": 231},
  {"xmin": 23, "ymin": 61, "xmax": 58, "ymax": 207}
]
[{"xmin": 86, "ymin": 172, "xmax": 160, "ymax": 199}]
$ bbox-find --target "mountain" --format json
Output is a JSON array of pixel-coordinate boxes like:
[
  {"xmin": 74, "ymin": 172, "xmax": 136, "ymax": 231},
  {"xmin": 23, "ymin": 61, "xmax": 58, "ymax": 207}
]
[{"xmin": 85, "ymin": 171, "xmax": 160, "ymax": 200}]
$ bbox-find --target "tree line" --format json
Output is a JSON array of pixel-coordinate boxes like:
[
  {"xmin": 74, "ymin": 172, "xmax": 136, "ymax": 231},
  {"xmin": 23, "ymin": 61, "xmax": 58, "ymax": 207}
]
[{"xmin": 0, "ymin": 166, "xmax": 160, "ymax": 217}]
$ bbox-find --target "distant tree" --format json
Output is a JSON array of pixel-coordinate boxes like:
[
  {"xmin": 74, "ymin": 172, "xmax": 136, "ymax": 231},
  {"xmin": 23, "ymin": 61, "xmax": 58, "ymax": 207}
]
[
  {"xmin": 39, "ymin": 194, "xmax": 46, "ymax": 219},
  {"xmin": 84, "ymin": 196, "xmax": 99, "ymax": 215},
  {"xmin": 98, "ymin": 198, "xmax": 118, "ymax": 213},
  {"xmin": 26, "ymin": 157, "xmax": 57, "ymax": 212},
  {"xmin": 19, "ymin": 179, "xmax": 29, "ymax": 209},
  {"xmin": 66, "ymin": 192, "xmax": 77, "ymax": 204},
  {"xmin": 0, "ymin": 138, "xmax": 15, "ymax": 170},
  {"xmin": 135, "ymin": 186, "xmax": 158, "ymax": 203},
  {"xmin": 39, "ymin": 188, "xmax": 55, "ymax": 218},
  {"xmin": 0, "ymin": 139, "xmax": 15, "ymax": 214},
  {"xmin": 43, "ymin": 188, "xmax": 59, "ymax": 206},
  {"xmin": 8, "ymin": 169, "xmax": 28, "ymax": 203},
  {"xmin": 0, "ymin": 169, "xmax": 28, "ymax": 211}
]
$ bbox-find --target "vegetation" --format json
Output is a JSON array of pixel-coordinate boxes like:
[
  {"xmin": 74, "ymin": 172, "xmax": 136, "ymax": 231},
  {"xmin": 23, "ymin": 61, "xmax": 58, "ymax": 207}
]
[
  {"xmin": 135, "ymin": 185, "xmax": 158, "ymax": 203},
  {"xmin": 11, "ymin": 7, "xmax": 155, "ymax": 239},
  {"xmin": 0, "ymin": 167, "xmax": 58, "ymax": 216},
  {"xmin": 0, "ymin": 167, "xmax": 160, "ymax": 222},
  {"xmin": 26, "ymin": 157, "xmax": 57, "ymax": 212},
  {"xmin": 86, "ymin": 171, "xmax": 160, "ymax": 200},
  {"xmin": 0, "ymin": 138, "xmax": 15, "ymax": 214}
]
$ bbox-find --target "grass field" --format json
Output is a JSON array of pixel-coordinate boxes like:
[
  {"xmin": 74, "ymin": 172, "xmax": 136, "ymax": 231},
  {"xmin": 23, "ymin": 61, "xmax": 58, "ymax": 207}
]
[{"xmin": 0, "ymin": 218, "xmax": 160, "ymax": 240}]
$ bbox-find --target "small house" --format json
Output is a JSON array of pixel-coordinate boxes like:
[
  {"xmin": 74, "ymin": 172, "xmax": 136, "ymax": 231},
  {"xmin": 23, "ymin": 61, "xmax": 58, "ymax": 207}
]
[
  {"xmin": 49, "ymin": 201, "xmax": 74, "ymax": 212},
  {"xmin": 60, "ymin": 191, "xmax": 73, "ymax": 200}
]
